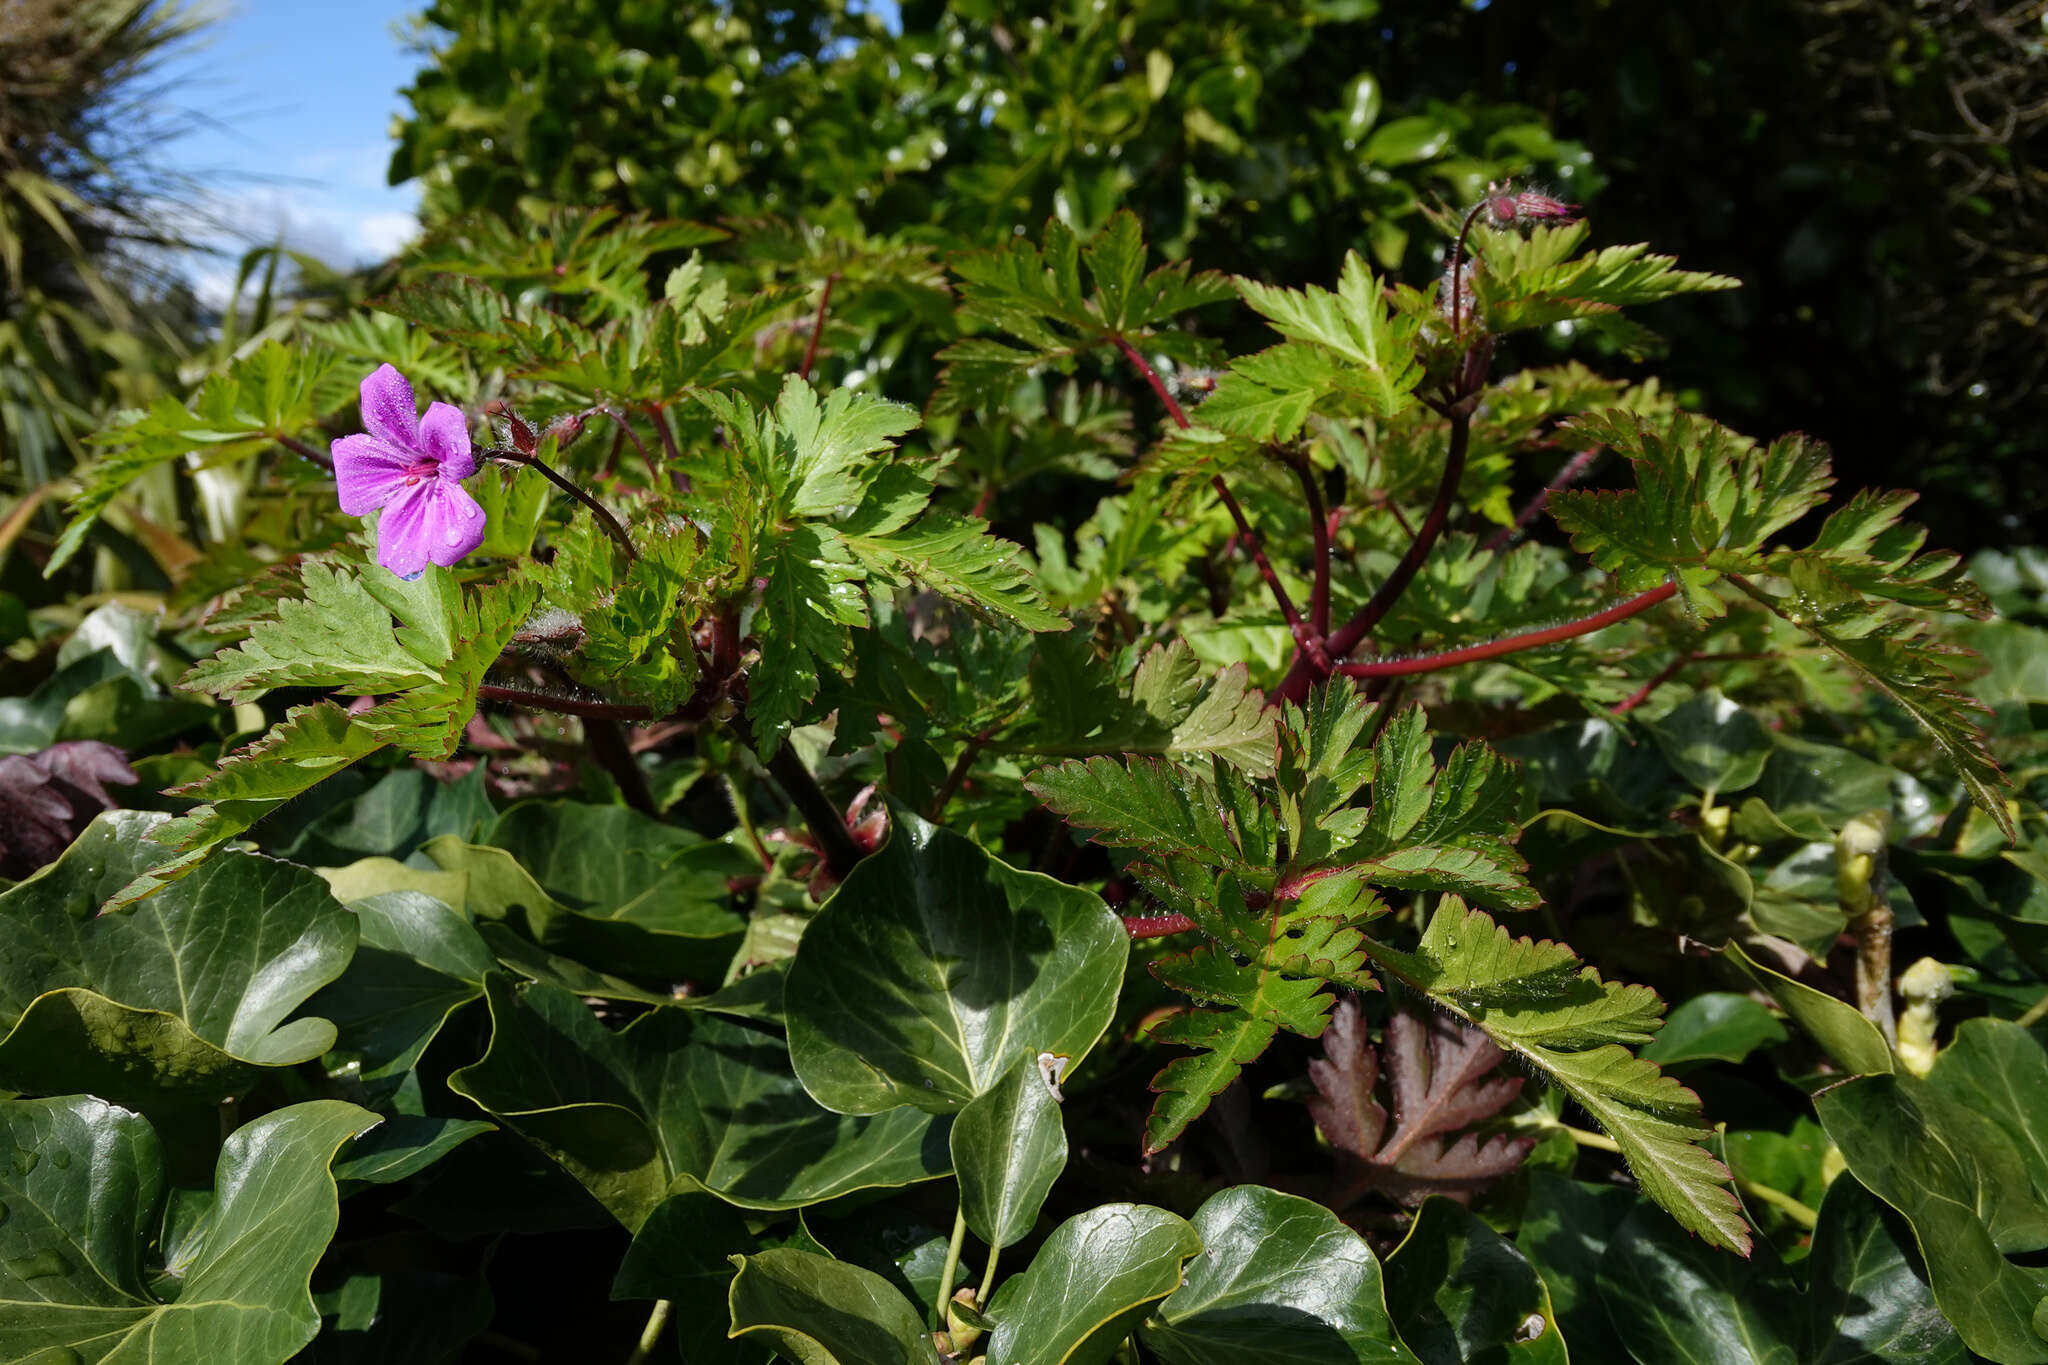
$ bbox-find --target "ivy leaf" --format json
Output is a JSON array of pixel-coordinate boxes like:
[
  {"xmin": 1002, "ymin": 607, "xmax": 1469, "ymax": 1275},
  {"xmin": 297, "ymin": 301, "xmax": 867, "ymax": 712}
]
[
  {"xmin": 0, "ymin": 1096, "xmax": 379, "ymax": 1365},
  {"xmin": 986, "ymin": 1204, "xmax": 1204, "ymax": 1365},
  {"xmin": 0, "ymin": 811, "xmax": 356, "ymax": 1108},
  {"xmin": 450, "ymin": 978, "xmax": 950, "ymax": 1231},
  {"xmin": 953, "ymin": 1054, "xmax": 1069, "ymax": 1251},
  {"xmin": 1307, "ymin": 1000, "xmax": 1535, "ymax": 1209},
  {"xmin": 726, "ymin": 1249, "xmax": 938, "ymax": 1365},
  {"xmin": 785, "ymin": 812, "xmax": 1127, "ymax": 1114},
  {"xmin": 1140, "ymin": 1185, "xmax": 1419, "ymax": 1365},
  {"xmin": 1366, "ymin": 898, "xmax": 1752, "ymax": 1255},
  {"xmin": 1384, "ymin": 1198, "xmax": 1570, "ymax": 1365}
]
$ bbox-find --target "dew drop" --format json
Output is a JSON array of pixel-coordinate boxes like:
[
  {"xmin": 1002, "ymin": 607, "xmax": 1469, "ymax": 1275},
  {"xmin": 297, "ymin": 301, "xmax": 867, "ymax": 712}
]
[
  {"xmin": 48, "ymin": 1149, "xmax": 69, "ymax": 1170},
  {"xmin": 442, "ymin": 526, "xmax": 466, "ymax": 547},
  {"xmin": 10, "ymin": 1148, "xmax": 38, "ymax": 1176}
]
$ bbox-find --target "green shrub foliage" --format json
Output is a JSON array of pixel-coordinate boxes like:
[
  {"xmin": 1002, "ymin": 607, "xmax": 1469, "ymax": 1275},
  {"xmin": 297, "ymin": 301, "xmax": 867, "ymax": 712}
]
[{"xmin": 5, "ymin": 187, "xmax": 2044, "ymax": 1364}]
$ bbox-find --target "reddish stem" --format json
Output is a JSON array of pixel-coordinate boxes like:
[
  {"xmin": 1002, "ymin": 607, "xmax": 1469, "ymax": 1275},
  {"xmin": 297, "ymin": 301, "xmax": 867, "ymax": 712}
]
[
  {"xmin": 1113, "ymin": 334, "xmax": 1319, "ymax": 660},
  {"xmin": 278, "ymin": 434, "xmax": 333, "ymax": 471},
  {"xmin": 477, "ymin": 684, "xmax": 652, "ymax": 721},
  {"xmin": 1293, "ymin": 455, "xmax": 1332, "ymax": 636},
  {"xmin": 1610, "ymin": 649, "xmax": 1770, "ymax": 715},
  {"xmin": 1273, "ymin": 405, "xmax": 1472, "ymax": 704},
  {"xmin": 1333, "ymin": 580, "xmax": 1679, "ymax": 679},
  {"xmin": 1481, "ymin": 446, "xmax": 1604, "ymax": 553},
  {"xmin": 928, "ymin": 727, "xmax": 997, "ymax": 821},
  {"xmin": 1124, "ymin": 912, "xmax": 1198, "ymax": 939},
  {"xmin": 799, "ymin": 273, "xmax": 839, "ymax": 381},
  {"xmin": 1448, "ymin": 200, "xmax": 1488, "ymax": 335}
]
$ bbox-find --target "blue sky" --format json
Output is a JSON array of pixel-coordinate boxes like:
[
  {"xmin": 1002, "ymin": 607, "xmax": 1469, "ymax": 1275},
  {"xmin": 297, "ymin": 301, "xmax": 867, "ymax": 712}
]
[{"xmin": 156, "ymin": 1, "xmax": 433, "ymax": 296}]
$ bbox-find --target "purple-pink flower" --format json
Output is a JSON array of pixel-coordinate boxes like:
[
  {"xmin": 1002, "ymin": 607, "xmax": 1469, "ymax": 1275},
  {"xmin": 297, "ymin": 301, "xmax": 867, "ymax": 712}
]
[{"xmin": 332, "ymin": 364, "xmax": 487, "ymax": 579}]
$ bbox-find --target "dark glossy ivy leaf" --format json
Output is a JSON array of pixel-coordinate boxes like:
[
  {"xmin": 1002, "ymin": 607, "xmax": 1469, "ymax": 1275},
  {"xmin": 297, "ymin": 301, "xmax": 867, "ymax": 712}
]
[
  {"xmin": 450, "ymin": 977, "xmax": 949, "ymax": 1230},
  {"xmin": 0, "ymin": 1096, "xmax": 378, "ymax": 1365},
  {"xmin": 786, "ymin": 810, "xmax": 1127, "ymax": 1114},
  {"xmin": 1644, "ymin": 690, "xmax": 1773, "ymax": 795},
  {"xmin": 953, "ymin": 1052, "xmax": 1068, "ymax": 1251},
  {"xmin": 986, "ymin": 1203, "xmax": 1204, "ymax": 1365},
  {"xmin": 1383, "ymin": 1197, "xmax": 1568, "ymax": 1365},
  {"xmin": 1808, "ymin": 1177, "xmax": 1966, "ymax": 1364},
  {"xmin": 0, "ymin": 811, "xmax": 355, "ymax": 1107},
  {"xmin": 308, "ymin": 889, "xmax": 495, "ymax": 1085},
  {"xmin": 330, "ymin": 1114, "xmax": 495, "ymax": 1186},
  {"xmin": 613, "ymin": 1176, "xmax": 768, "ymax": 1365},
  {"xmin": 1640, "ymin": 992, "xmax": 1789, "ymax": 1068},
  {"xmin": 1719, "ymin": 941, "xmax": 1893, "ymax": 1077},
  {"xmin": 1141, "ymin": 1185, "xmax": 1419, "ymax": 1364},
  {"xmin": 726, "ymin": 1248, "xmax": 939, "ymax": 1365},
  {"xmin": 1816, "ymin": 1024, "xmax": 2048, "ymax": 1363},
  {"xmin": 1515, "ymin": 1175, "xmax": 1637, "ymax": 1363},
  {"xmin": 1596, "ymin": 1202, "xmax": 1797, "ymax": 1364},
  {"xmin": 304, "ymin": 1268, "xmax": 495, "ymax": 1365}
]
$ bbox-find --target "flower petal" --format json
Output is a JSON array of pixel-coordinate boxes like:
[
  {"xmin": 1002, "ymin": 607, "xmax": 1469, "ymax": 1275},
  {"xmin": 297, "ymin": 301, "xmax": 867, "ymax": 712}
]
[
  {"xmin": 372, "ymin": 482, "xmax": 437, "ymax": 579},
  {"xmin": 423, "ymin": 481, "xmax": 489, "ymax": 567},
  {"xmin": 360, "ymin": 364, "xmax": 421, "ymax": 449},
  {"xmin": 419, "ymin": 402, "xmax": 475, "ymax": 478},
  {"xmin": 332, "ymin": 433, "xmax": 416, "ymax": 516}
]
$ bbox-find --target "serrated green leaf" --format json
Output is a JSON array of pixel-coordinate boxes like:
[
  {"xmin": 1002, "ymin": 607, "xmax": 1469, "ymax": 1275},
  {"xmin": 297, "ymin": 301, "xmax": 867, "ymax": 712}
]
[
  {"xmin": 1229, "ymin": 253, "xmax": 1421, "ymax": 419},
  {"xmin": 1367, "ymin": 899, "xmax": 1751, "ymax": 1254},
  {"xmin": 751, "ymin": 523, "xmax": 867, "ymax": 746},
  {"xmin": 839, "ymin": 511, "xmax": 1066, "ymax": 632}
]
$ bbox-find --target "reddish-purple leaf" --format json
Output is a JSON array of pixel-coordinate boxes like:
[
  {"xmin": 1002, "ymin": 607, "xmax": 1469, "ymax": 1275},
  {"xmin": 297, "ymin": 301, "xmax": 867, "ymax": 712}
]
[
  {"xmin": 1307, "ymin": 999, "xmax": 1535, "ymax": 1209},
  {"xmin": 0, "ymin": 741, "xmax": 138, "ymax": 878}
]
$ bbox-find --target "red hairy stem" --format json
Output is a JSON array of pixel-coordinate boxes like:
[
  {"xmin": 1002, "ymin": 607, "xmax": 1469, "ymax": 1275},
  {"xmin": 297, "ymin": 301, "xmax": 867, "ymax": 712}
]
[
  {"xmin": 277, "ymin": 434, "xmax": 333, "ymax": 471},
  {"xmin": 1292, "ymin": 454, "xmax": 1333, "ymax": 636},
  {"xmin": 498, "ymin": 449, "xmax": 638, "ymax": 562},
  {"xmin": 1480, "ymin": 446, "xmax": 1604, "ymax": 553},
  {"xmin": 799, "ymin": 272, "xmax": 840, "ymax": 381},
  {"xmin": 1333, "ymin": 580, "xmax": 1679, "ymax": 679},
  {"xmin": 1124, "ymin": 912, "xmax": 1198, "ymax": 939},
  {"xmin": 1113, "ymin": 334, "xmax": 1321, "ymax": 662},
  {"xmin": 1271, "ymin": 403, "xmax": 1473, "ymax": 704},
  {"xmin": 1447, "ymin": 200, "xmax": 1489, "ymax": 336},
  {"xmin": 477, "ymin": 684, "xmax": 653, "ymax": 721}
]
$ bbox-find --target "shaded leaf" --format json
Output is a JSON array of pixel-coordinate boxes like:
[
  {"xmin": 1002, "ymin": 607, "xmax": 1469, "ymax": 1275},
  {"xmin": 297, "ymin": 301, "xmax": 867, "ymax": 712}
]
[{"xmin": 987, "ymin": 1204, "xmax": 1204, "ymax": 1365}]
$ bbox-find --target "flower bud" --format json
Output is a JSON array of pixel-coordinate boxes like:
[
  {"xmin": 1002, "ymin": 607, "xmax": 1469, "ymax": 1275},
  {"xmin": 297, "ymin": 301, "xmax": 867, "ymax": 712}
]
[
  {"xmin": 1483, "ymin": 184, "xmax": 1580, "ymax": 230},
  {"xmin": 483, "ymin": 398, "xmax": 538, "ymax": 456}
]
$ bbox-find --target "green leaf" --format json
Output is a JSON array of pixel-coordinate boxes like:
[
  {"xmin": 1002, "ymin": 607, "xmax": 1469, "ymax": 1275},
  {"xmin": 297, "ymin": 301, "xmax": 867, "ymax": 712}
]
[
  {"xmin": 839, "ymin": 510, "xmax": 1066, "ymax": 632},
  {"xmin": 1809, "ymin": 1177, "xmax": 1966, "ymax": 1364},
  {"xmin": 450, "ymin": 978, "xmax": 948, "ymax": 1230},
  {"xmin": 0, "ymin": 811, "xmax": 355, "ymax": 1107},
  {"xmin": 1229, "ymin": 254, "xmax": 1421, "ymax": 421},
  {"xmin": 50, "ymin": 340, "xmax": 347, "ymax": 573},
  {"xmin": 612, "ymin": 1179, "xmax": 766, "ymax": 1365},
  {"xmin": 1641, "ymin": 992, "xmax": 1789, "ymax": 1067},
  {"xmin": 1141, "ymin": 1185, "xmax": 1419, "ymax": 1364},
  {"xmin": 309, "ymin": 889, "xmax": 494, "ymax": 1083},
  {"xmin": 1719, "ymin": 941, "xmax": 1894, "ymax": 1076},
  {"xmin": 331, "ymin": 1114, "xmax": 495, "ymax": 1185},
  {"xmin": 156, "ymin": 702, "xmax": 388, "ymax": 856},
  {"xmin": 1645, "ymin": 690, "xmax": 1774, "ymax": 795},
  {"xmin": 1471, "ymin": 223, "xmax": 1740, "ymax": 353},
  {"xmin": 1366, "ymin": 899, "xmax": 1751, "ymax": 1254},
  {"xmin": 1594, "ymin": 1203, "xmax": 1799, "ymax": 1365},
  {"xmin": 986, "ymin": 1204, "xmax": 1204, "ymax": 1365},
  {"xmin": 786, "ymin": 811, "xmax": 1127, "ymax": 1113},
  {"xmin": 1551, "ymin": 411, "xmax": 1833, "ymax": 615},
  {"xmin": 750, "ymin": 522, "xmax": 867, "ymax": 745},
  {"xmin": 0, "ymin": 1096, "xmax": 379, "ymax": 1365},
  {"xmin": 953, "ymin": 1054, "xmax": 1068, "ymax": 1251},
  {"xmin": 1816, "ymin": 1024, "xmax": 2048, "ymax": 1363},
  {"xmin": 1383, "ymin": 1197, "xmax": 1569, "ymax": 1365},
  {"xmin": 423, "ymin": 798, "xmax": 751, "ymax": 979},
  {"xmin": 1515, "ymin": 1175, "xmax": 1637, "ymax": 1362},
  {"xmin": 727, "ymin": 1248, "xmax": 938, "ymax": 1365},
  {"xmin": 1025, "ymin": 756, "xmax": 1246, "ymax": 868}
]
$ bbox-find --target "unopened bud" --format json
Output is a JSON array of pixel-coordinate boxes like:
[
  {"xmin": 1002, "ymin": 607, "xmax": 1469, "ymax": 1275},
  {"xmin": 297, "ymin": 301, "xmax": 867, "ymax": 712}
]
[
  {"xmin": 1483, "ymin": 184, "xmax": 1580, "ymax": 230},
  {"xmin": 546, "ymin": 412, "xmax": 585, "ymax": 446},
  {"xmin": 483, "ymin": 398, "xmax": 538, "ymax": 456}
]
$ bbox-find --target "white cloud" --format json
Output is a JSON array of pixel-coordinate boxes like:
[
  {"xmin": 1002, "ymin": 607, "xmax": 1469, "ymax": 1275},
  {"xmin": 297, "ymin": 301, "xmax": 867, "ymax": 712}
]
[{"xmin": 354, "ymin": 210, "xmax": 419, "ymax": 260}]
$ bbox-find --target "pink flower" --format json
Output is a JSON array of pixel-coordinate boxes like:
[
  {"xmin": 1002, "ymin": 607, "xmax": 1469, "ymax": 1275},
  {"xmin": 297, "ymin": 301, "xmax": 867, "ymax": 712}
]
[{"xmin": 332, "ymin": 364, "xmax": 487, "ymax": 579}]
